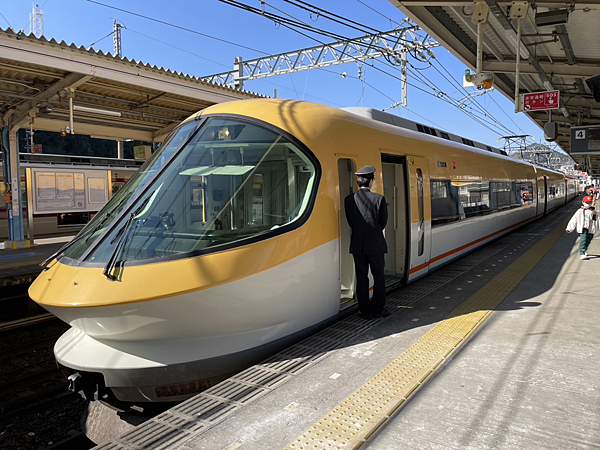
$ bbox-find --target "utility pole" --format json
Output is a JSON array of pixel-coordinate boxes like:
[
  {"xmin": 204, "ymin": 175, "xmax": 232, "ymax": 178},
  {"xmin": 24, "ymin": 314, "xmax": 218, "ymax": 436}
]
[
  {"xmin": 113, "ymin": 20, "xmax": 123, "ymax": 58},
  {"xmin": 30, "ymin": 4, "xmax": 43, "ymax": 38}
]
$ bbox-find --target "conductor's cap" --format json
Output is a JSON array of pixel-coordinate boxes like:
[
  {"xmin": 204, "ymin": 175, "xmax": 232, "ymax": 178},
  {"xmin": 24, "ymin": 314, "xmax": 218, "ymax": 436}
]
[{"xmin": 355, "ymin": 165, "xmax": 376, "ymax": 177}]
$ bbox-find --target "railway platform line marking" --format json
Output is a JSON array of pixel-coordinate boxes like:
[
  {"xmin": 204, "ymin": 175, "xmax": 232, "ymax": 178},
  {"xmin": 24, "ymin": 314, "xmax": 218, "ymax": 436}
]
[{"xmin": 283, "ymin": 215, "xmax": 570, "ymax": 450}]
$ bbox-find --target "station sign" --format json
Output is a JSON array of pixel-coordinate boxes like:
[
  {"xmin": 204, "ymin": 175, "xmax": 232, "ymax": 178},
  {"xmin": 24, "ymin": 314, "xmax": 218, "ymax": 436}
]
[{"xmin": 521, "ymin": 90, "xmax": 560, "ymax": 112}]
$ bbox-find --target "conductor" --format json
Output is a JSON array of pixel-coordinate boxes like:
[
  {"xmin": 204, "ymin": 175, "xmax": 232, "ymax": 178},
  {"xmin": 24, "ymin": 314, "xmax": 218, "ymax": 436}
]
[{"xmin": 344, "ymin": 165, "xmax": 389, "ymax": 319}]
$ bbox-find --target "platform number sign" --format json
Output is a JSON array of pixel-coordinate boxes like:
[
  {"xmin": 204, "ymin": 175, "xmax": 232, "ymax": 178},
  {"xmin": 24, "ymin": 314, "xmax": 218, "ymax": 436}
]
[{"xmin": 571, "ymin": 126, "xmax": 600, "ymax": 154}]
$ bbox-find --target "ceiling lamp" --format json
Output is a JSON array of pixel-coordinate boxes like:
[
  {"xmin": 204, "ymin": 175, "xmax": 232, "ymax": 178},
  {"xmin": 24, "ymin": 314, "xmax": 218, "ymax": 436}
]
[{"xmin": 535, "ymin": 9, "xmax": 570, "ymax": 27}]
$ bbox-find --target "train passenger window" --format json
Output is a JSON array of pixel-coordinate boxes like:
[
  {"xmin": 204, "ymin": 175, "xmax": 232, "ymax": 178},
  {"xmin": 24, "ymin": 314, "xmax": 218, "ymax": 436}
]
[
  {"xmin": 457, "ymin": 181, "xmax": 490, "ymax": 218},
  {"xmin": 492, "ymin": 182, "xmax": 514, "ymax": 209},
  {"xmin": 83, "ymin": 117, "xmax": 319, "ymax": 263},
  {"xmin": 430, "ymin": 180, "xmax": 459, "ymax": 225},
  {"xmin": 516, "ymin": 182, "xmax": 534, "ymax": 205}
]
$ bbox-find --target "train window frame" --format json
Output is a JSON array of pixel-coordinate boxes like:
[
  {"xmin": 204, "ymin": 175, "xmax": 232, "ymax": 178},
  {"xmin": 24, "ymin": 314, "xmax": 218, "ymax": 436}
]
[
  {"xmin": 62, "ymin": 114, "xmax": 321, "ymax": 268},
  {"xmin": 430, "ymin": 179, "xmax": 460, "ymax": 226},
  {"xmin": 62, "ymin": 117, "xmax": 207, "ymax": 262}
]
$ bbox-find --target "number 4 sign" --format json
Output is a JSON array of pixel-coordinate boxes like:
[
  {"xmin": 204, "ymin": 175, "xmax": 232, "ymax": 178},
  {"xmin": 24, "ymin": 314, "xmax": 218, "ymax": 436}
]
[{"xmin": 575, "ymin": 130, "xmax": 586, "ymax": 140}]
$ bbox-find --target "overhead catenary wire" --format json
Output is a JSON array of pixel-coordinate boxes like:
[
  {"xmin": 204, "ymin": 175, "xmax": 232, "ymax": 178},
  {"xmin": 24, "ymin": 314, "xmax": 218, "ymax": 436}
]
[
  {"xmin": 86, "ymin": 0, "xmax": 271, "ymax": 55},
  {"xmin": 271, "ymin": 0, "xmax": 540, "ymax": 143},
  {"xmin": 230, "ymin": 0, "xmax": 528, "ymax": 141},
  {"xmin": 283, "ymin": 0, "xmax": 381, "ymax": 35},
  {"xmin": 355, "ymin": 0, "xmax": 403, "ymax": 27},
  {"xmin": 426, "ymin": 56, "xmax": 533, "ymax": 143},
  {"xmin": 89, "ymin": 0, "xmax": 530, "ymax": 144},
  {"xmin": 278, "ymin": 3, "xmax": 514, "ymax": 142}
]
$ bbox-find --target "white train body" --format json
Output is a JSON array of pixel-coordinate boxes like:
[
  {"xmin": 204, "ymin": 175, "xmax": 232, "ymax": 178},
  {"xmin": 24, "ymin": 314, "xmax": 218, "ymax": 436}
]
[{"xmin": 30, "ymin": 99, "xmax": 576, "ymax": 404}]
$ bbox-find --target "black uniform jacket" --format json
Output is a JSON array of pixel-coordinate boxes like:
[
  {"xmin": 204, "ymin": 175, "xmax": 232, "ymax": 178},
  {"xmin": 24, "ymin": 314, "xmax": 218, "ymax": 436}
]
[{"xmin": 344, "ymin": 188, "xmax": 388, "ymax": 255}]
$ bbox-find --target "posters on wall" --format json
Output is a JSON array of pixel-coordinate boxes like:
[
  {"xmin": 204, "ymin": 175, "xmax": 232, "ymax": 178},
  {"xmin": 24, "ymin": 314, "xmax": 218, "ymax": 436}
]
[{"xmin": 33, "ymin": 169, "xmax": 108, "ymax": 213}]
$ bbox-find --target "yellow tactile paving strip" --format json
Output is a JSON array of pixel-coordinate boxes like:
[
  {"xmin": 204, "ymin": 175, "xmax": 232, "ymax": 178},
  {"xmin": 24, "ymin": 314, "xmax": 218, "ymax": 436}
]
[{"xmin": 284, "ymin": 218, "xmax": 569, "ymax": 450}]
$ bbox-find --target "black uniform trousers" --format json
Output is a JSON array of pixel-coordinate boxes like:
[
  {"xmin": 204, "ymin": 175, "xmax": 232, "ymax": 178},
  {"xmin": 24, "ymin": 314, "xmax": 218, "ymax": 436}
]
[{"xmin": 353, "ymin": 253, "xmax": 386, "ymax": 317}]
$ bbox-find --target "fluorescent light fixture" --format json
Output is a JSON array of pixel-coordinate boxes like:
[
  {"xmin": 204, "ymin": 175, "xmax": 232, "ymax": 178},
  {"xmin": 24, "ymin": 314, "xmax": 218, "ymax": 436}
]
[
  {"xmin": 180, "ymin": 166, "xmax": 255, "ymax": 176},
  {"xmin": 504, "ymin": 30, "xmax": 530, "ymax": 59},
  {"xmin": 90, "ymin": 136, "xmax": 133, "ymax": 142},
  {"xmin": 73, "ymin": 105, "xmax": 122, "ymax": 117},
  {"xmin": 535, "ymin": 9, "xmax": 569, "ymax": 26}
]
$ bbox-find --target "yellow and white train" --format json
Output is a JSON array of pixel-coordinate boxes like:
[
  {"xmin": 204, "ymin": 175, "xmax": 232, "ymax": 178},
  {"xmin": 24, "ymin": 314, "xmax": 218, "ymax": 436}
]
[{"xmin": 29, "ymin": 99, "xmax": 577, "ymax": 405}]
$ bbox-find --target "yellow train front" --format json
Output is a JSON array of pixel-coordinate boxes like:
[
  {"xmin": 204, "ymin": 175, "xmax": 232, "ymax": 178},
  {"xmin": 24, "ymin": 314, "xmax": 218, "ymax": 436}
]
[{"xmin": 29, "ymin": 99, "xmax": 574, "ymax": 405}]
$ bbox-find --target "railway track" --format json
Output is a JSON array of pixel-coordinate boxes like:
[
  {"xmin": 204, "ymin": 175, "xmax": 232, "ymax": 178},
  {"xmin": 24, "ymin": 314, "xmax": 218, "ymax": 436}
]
[
  {"xmin": 0, "ymin": 317, "xmax": 68, "ymax": 412},
  {"xmin": 0, "ymin": 315, "xmax": 92, "ymax": 449}
]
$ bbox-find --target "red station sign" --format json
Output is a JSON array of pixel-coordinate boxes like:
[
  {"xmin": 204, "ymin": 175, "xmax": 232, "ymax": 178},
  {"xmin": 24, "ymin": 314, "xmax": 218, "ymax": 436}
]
[{"xmin": 522, "ymin": 90, "xmax": 560, "ymax": 112}]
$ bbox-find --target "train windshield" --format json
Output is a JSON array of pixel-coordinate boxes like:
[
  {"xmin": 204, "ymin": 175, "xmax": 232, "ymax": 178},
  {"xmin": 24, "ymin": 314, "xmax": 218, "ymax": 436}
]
[
  {"xmin": 82, "ymin": 117, "xmax": 318, "ymax": 264},
  {"xmin": 62, "ymin": 119, "xmax": 201, "ymax": 260}
]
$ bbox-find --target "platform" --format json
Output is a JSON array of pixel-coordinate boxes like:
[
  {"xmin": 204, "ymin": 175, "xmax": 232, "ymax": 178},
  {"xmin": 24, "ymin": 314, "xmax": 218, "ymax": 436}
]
[
  {"xmin": 0, "ymin": 237, "xmax": 72, "ymax": 287},
  {"xmin": 81, "ymin": 200, "xmax": 598, "ymax": 449}
]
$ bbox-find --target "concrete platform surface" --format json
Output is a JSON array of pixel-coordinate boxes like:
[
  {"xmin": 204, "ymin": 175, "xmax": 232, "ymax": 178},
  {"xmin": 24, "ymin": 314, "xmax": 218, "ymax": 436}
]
[
  {"xmin": 91, "ymin": 202, "xmax": 600, "ymax": 449},
  {"xmin": 0, "ymin": 236, "xmax": 72, "ymax": 286}
]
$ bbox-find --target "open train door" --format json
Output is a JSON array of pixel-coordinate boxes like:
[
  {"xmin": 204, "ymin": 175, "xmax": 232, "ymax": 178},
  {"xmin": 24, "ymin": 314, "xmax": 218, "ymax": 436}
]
[
  {"xmin": 338, "ymin": 158, "xmax": 356, "ymax": 309},
  {"xmin": 406, "ymin": 156, "xmax": 431, "ymax": 281},
  {"xmin": 382, "ymin": 155, "xmax": 408, "ymax": 289}
]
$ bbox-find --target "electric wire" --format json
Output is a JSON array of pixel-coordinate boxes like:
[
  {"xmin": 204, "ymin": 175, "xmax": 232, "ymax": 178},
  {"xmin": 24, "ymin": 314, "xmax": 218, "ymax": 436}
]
[
  {"xmin": 127, "ymin": 27, "xmax": 230, "ymax": 69},
  {"xmin": 355, "ymin": 0, "xmax": 403, "ymax": 27},
  {"xmin": 404, "ymin": 63, "xmax": 511, "ymax": 137},
  {"xmin": 89, "ymin": 0, "xmax": 530, "ymax": 143},
  {"xmin": 427, "ymin": 56, "xmax": 532, "ymax": 142},
  {"xmin": 274, "ymin": 0, "xmax": 537, "ymax": 142},
  {"xmin": 89, "ymin": 29, "xmax": 117, "ymax": 48},
  {"xmin": 86, "ymin": 0, "xmax": 271, "ymax": 55},
  {"xmin": 236, "ymin": 0, "xmax": 525, "ymax": 140},
  {"xmin": 283, "ymin": 0, "xmax": 381, "ymax": 35},
  {"xmin": 219, "ymin": 0, "xmax": 349, "ymax": 41},
  {"xmin": 0, "ymin": 11, "xmax": 12, "ymax": 28}
]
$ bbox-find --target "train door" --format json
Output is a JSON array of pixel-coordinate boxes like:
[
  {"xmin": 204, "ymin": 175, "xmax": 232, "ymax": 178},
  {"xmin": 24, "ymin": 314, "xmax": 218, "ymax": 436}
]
[
  {"xmin": 382, "ymin": 157, "xmax": 408, "ymax": 287},
  {"xmin": 406, "ymin": 156, "xmax": 431, "ymax": 280},
  {"xmin": 543, "ymin": 176, "xmax": 548, "ymax": 215},
  {"xmin": 338, "ymin": 158, "xmax": 356, "ymax": 308}
]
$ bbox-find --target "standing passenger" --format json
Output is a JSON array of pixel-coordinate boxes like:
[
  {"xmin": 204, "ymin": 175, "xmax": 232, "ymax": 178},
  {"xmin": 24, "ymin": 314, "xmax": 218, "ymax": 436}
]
[
  {"xmin": 344, "ymin": 165, "xmax": 389, "ymax": 319},
  {"xmin": 566, "ymin": 196, "xmax": 600, "ymax": 260}
]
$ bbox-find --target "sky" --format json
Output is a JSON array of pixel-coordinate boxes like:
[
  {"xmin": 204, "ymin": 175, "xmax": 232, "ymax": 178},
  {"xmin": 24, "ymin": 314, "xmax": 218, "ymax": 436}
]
[{"xmin": 1, "ymin": 0, "xmax": 559, "ymax": 152}]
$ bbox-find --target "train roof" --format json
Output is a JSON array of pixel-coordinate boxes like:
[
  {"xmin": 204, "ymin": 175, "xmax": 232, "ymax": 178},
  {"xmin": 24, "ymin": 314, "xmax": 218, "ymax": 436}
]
[{"xmin": 342, "ymin": 107, "xmax": 508, "ymax": 157}]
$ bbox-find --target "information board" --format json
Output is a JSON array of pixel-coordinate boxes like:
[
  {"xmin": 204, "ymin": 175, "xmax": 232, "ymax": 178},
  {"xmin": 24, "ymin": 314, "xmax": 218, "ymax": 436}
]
[{"xmin": 31, "ymin": 168, "xmax": 110, "ymax": 214}]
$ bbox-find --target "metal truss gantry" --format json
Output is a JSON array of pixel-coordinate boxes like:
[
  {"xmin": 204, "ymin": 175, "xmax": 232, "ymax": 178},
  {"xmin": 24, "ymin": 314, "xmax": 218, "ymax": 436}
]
[{"xmin": 201, "ymin": 27, "xmax": 439, "ymax": 102}]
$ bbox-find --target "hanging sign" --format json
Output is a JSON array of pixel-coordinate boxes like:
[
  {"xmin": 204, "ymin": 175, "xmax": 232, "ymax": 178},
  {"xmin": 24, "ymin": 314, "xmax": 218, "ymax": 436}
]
[{"xmin": 522, "ymin": 90, "xmax": 560, "ymax": 112}]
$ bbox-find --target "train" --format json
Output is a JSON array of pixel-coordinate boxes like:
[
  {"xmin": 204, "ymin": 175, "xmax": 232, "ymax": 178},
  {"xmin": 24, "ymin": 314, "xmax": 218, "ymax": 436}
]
[
  {"xmin": 28, "ymin": 98, "xmax": 578, "ymax": 407},
  {"xmin": 0, "ymin": 154, "xmax": 142, "ymax": 240}
]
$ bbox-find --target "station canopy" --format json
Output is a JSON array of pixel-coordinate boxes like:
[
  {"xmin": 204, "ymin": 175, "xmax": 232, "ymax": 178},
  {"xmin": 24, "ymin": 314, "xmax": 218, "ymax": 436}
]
[
  {"xmin": 387, "ymin": 0, "xmax": 600, "ymax": 175},
  {"xmin": 0, "ymin": 27, "xmax": 263, "ymax": 143}
]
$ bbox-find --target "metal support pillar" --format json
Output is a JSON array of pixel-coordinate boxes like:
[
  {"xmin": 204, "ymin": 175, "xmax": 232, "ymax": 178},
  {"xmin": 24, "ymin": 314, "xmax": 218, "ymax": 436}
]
[
  {"xmin": 401, "ymin": 49, "xmax": 408, "ymax": 107},
  {"xmin": 233, "ymin": 56, "xmax": 244, "ymax": 90},
  {"xmin": 2, "ymin": 126, "xmax": 29, "ymax": 249},
  {"xmin": 514, "ymin": 17, "xmax": 522, "ymax": 113},
  {"xmin": 117, "ymin": 140, "xmax": 124, "ymax": 159}
]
